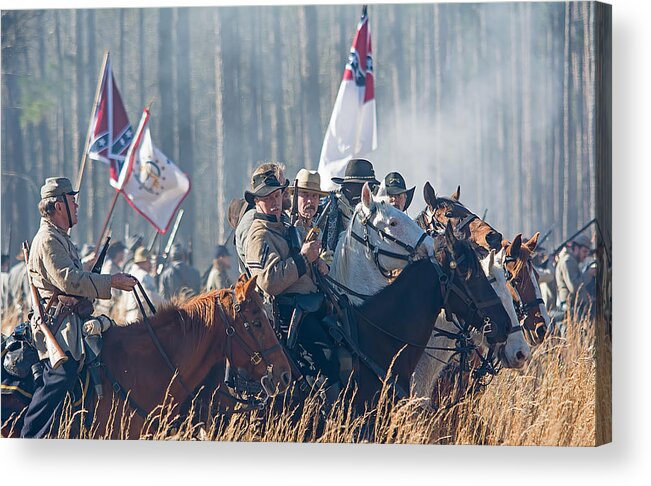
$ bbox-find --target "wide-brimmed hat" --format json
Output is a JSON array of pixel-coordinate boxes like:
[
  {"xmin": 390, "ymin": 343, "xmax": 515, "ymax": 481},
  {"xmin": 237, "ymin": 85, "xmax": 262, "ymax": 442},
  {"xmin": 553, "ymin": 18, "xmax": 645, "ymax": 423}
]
[
  {"xmin": 331, "ymin": 159, "xmax": 379, "ymax": 185},
  {"xmin": 288, "ymin": 169, "xmax": 328, "ymax": 196},
  {"xmin": 383, "ymin": 172, "xmax": 415, "ymax": 211},
  {"xmin": 133, "ymin": 246, "xmax": 151, "ymax": 264},
  {"xmin": 572, "ymin": 234, "xmax": 592, "ymax": 249},
  {"xmin": 244, "ymin": 170, "xmax": 289, "ymax": 205},
  {"xmin": 228, "ymin": 198, "xmax": 250, "ymax": 229},
  {"xmin": 40, "ymin": 177, "xmax": 78, "ymax": 200}
]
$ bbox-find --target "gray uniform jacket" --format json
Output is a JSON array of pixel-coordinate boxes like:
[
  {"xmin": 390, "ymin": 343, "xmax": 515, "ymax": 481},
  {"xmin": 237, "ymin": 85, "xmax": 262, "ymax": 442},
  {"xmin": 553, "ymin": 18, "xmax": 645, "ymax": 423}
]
[
  {"xmin": 206, "ymin": 265, "xmax": 233, "ymax": 291},
  {"xmin": 28, "ymin": 218, "xmax": 113, "ymax": 363},
  {"xmin": 555, "ymin": 248, "xmax": 589, "ymax": 309},
  {"xmin": 245, "ymin": 213, "xmax": 317, "ymax": 297},
  {"xmin": 159, "ymin": 261, "xmax": 201, "ymax": 299}
]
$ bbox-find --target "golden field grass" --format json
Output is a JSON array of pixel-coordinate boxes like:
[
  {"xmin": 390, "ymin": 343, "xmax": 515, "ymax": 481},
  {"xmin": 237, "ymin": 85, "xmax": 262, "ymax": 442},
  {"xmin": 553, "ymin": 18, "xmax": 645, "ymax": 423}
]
[{"xmin": 2, "ymin": 309, "xmax": 611, "ymax": 445}]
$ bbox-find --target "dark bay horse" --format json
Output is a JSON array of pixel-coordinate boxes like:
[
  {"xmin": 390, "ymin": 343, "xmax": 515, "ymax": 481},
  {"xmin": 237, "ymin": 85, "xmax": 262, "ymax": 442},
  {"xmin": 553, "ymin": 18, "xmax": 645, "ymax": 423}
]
[
  {"xmin": 1, "ymin": 276, "xmax": 291, "ymax": 439},
  {"xmin": 347, "ymin": 222, "xmax": 512, "ymax": 410},
  {"xmin": 416, "ymin": 182, "xmax": 549, "ymax": 345}
]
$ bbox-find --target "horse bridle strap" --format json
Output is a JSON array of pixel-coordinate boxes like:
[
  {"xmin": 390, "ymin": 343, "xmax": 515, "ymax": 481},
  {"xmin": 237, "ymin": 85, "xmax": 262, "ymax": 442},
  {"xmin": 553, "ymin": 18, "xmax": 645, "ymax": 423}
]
[
  {"xmin": 214, "ymin": 290, "xmax": 282, "ymax": 369},
  {"xmin": 352, "ymin": 207, "xmax": 429, "ymax": 279},
  {"xmin": 133, "ymin": 285, "xmax": 192, "ymax": 396}
]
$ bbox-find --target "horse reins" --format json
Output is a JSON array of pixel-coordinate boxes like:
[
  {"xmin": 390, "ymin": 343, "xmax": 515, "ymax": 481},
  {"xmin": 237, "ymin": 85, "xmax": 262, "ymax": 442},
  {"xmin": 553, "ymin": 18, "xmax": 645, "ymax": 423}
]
[
  {"xmin": 351, "ymin": 205, "xmax": 429, "ymax": 279},
  {"xmin": 503, "ymin": 255, "xmax": 545, "ymax": 322}
]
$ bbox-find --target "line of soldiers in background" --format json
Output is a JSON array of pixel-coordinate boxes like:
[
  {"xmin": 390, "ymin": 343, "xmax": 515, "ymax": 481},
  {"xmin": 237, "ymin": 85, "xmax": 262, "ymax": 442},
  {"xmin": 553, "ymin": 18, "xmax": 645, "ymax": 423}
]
[{"xmin": 531, "ymin": 232, "xmax": 598, "ymax": 322}]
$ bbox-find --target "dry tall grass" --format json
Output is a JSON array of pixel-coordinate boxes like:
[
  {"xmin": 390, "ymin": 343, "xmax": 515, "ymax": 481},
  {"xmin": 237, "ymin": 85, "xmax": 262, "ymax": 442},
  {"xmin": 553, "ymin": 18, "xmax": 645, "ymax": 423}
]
[{"xmin": 2, "ymin": 312, "xmax": 610, "ymax": 445}]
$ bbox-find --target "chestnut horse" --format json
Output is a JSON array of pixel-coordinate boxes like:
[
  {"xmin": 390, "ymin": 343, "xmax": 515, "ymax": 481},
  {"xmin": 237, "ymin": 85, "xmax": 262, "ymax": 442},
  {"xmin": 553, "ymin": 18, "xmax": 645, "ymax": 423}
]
[
  {"xmin": 1, "ymin": 276, "xmax": 291, "ymax": 439},
  {"xmin": 415, "ymin": 182, "xmax": 503, "ymax": 252},
  {"xmin": 497, "ymin": 234, "xmax": 550, "ymax": 345}
]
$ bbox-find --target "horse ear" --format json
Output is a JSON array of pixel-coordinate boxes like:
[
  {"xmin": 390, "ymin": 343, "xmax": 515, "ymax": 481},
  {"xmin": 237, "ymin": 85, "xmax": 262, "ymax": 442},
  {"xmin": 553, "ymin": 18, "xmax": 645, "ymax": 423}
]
[
  {"xmin": 361, "ymin": 182, "xmax": 373, "ymax": 210},
  {"xmin": 507, "ymin": 234, "xmax": 522, "ymax": 257},
  {"xmin": 376, "ymin": 180, "xmax": 387, "ymax": 198},
  {"xmin": 424, "ymin": 182, "xmax": 436, "ymax": 208},
  {"xmin": 237, "ymin": 275, "xmax": 258, "ymax": 302},
  {"xmin": 451, "ymin": 185, "xmax": 461, "ymax": 201},
  {"xmin": 525, "ymin": 232, "xmax": 540, "ymax": 251}
]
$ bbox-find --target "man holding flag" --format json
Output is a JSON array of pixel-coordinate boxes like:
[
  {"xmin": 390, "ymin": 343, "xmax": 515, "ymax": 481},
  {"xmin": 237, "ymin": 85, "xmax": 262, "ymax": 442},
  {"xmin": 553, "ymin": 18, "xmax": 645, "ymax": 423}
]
[{"xmin": 317, "ymin": 5, "xmax": 377, "ymax": 192}]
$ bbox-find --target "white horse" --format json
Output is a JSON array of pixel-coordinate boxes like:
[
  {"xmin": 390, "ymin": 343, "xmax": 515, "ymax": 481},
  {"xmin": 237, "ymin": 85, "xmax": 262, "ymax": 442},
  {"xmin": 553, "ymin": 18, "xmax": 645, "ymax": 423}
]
[
  {"xmin": 411, "ymin": 249, "xmax": 531, "ymax": 409},
  {"xmin": 330, "ymin": 182, "xmax": 435, "ymax": 305}
]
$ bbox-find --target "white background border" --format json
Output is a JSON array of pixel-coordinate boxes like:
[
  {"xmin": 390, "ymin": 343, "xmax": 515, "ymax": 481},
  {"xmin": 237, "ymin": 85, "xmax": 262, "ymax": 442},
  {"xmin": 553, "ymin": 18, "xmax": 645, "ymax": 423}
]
[{"xmin": 1, "ymin": 0, "xmax": 647, "ymax": 483}]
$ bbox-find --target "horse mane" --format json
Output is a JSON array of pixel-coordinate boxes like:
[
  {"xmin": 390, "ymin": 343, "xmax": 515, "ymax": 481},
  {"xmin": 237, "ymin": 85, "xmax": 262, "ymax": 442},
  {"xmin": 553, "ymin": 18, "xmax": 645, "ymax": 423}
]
[{"xmin": 110, "ymin": 290, "xmax": 225, "ymax": 344}]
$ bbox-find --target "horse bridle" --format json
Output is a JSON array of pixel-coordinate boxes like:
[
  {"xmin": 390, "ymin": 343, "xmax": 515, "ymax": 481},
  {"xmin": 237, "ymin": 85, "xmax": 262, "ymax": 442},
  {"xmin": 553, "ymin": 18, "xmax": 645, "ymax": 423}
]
[
  {"xmin": 214, "ymin": 289, "xmax": 285, "ymax": 400},
  {"xmin": 502, "ymin": 255, "xmax": 545, "ymax": 322},
  {"xmin": 351, "ymin": 205, "xmax": 429, "ymax": 279},
  {"xmin": 420, "ymin": 202, "xmax": 478, "ymax": 237},
  {"xmin": 107, "ymin": 285, "xmax": 282, "ymax": 419}
]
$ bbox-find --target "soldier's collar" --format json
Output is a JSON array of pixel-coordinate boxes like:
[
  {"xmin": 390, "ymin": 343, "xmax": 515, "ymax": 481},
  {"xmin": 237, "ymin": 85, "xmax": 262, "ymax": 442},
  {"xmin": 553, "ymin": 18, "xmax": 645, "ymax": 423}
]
[
  {"xmin": 254, "ymin": 212, "xmax": 280, "ymax": 223},
  {"xmin": 41, "ymin": 217, "xmax": 70, "ymax": 237}
]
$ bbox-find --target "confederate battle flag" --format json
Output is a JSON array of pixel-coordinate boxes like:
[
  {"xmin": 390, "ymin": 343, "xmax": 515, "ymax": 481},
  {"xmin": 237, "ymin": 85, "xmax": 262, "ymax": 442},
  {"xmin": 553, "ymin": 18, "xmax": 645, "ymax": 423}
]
[
  {"xmin": 318, "ymin": 5, "xmax": 377, "ymax": 191},
  {"xmin": 87, "ymin": 54, "xmax": 134, "ymax": 188}
]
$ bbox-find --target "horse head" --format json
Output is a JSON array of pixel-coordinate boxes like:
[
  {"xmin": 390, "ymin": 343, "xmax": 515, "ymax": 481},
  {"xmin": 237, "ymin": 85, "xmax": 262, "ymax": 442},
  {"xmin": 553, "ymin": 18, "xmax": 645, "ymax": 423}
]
[
  {"xmin": 498, "ymin": 233, "xmax": 550, "ymax": 346},
  {"xmin": 359, "ymin": 181, "xmax": 434, "ymax": 262},
  {"xmin": 332, "ymin": 182, "xmax": 434, "ymax": 301},
  {"xmin": 226, "ymin": 275, "xmax": 292, "ymax": 397},
  {"xmin": 480, "ymin": 250, "xmax": 531, "ymax": 368},
  {"xmin": 420, "ymin": 182, "xmax": 503, "ymax": 251},
  {"xmin": 434, "ymin": 222, "xmax": 512, "ymax": 346}
]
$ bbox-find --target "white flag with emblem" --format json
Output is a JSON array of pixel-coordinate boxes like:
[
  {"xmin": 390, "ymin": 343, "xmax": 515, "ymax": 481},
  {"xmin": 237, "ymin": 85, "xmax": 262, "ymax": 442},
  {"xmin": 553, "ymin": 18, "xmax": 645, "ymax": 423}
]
[{"xmin": 116, "ymin": 108, "xmax": 191, "ymax": 233}]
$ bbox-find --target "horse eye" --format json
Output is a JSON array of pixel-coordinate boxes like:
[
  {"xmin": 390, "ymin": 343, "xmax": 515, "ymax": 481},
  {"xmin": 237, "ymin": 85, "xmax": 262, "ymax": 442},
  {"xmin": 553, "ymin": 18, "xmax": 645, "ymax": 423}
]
[
  {"xmin": 253, "ymin": 320, "xmax": 262, "ymax": 328},
  {"xmin": 445, "ymin": 211, "xmax": 454, "ymax": 218},
  {"xmin": 389, "ymin": 219, "xmax": 398, "ymax": 227}
]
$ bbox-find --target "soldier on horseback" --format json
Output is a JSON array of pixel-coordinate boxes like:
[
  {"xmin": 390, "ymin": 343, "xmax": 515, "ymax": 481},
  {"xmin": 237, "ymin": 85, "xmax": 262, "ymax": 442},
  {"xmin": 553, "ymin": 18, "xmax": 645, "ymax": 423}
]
[
  {"xmin": 244, "ymin": 169, "xmax": 341, "ymax": 399},
  {"xmin": 21, "ymin": 177, "xmax": 137, "ymax": 438},
  {"xmin": 382, "ymin": 171, "xmax": 415, "ymax": 213},
  {"xmin": 321, "ymin": 158, "xmax": 379, "ymax": 259}
]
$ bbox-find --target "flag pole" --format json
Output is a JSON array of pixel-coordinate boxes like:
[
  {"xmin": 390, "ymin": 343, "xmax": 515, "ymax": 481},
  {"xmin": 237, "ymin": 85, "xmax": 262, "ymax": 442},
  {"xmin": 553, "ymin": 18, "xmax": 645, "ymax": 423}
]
[
  {"xmin": 76, "ymin": 50, "xmax": 110, "ymax": 193},
  {"xmin": 92, "ymin": 190, "xmax": 121, "ymax": 264}
]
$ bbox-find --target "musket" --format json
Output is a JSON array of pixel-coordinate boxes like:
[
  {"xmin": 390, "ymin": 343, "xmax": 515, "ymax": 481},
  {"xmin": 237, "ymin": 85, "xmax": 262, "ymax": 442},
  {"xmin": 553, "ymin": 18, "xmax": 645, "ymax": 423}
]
[
  {"xmin": 290, "ymin": 179, "xmax": 299, "ymax": 226},
  {"xmin": 481, "ymin": 208, "xmax": 488, "ymax": 221},
  {"xmin": 147, "ymin": 229, "xmax": 159, "ymax": 253},
  {"xmin": 542, "ymin": 218, "xmax": 596, "ymax": 266},
  {"xmin": 156, "ymin": 208, "xmax": 184, "ymax": 275},
  {"xmin": 22, "ymin": 241, "xmax": 68, "ymax": 369},
  {"xmin": 91, "ymin": 233, "xmax": 112, "ymax": 274},
  {"xmin": 305, "ymin": 194, "xmax": 334, "ymax": 243},
  {"xmin": 287, "ymin": 180, "xmax": 302, "ymax": 254},
  {"xmin": 537, "ymin": 224, "xmax": 556, "ymax": 248},
  {"xmin": 188, "ymin": 238, "xmax": 194, "ymax": 266}
]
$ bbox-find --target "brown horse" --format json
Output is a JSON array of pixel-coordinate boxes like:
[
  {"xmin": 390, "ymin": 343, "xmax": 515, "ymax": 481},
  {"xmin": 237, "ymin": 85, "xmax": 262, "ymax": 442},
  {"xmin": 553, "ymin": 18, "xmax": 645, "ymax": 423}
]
[
  {"xmin": 1, "ymin": 275, "xmax": 291, "ymax": 439},
  {"xmin": 499, "ymin": 233, "xmax": 550, "ymax": 345},
  {"xmin": 416, "ymin": 182, "xmax": 503, "ymax": 252}
]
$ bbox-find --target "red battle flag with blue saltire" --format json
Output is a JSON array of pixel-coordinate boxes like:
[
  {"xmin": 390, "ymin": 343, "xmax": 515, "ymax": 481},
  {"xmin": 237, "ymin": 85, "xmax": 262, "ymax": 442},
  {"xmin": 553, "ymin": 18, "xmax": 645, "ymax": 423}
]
[
  {"xmin": 87, "ymin": 54, "xmax": 134, "ymax": 188},
  {"xmin": 318, "ymin": 5, "xmax": 377, "ymax": 191}
]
